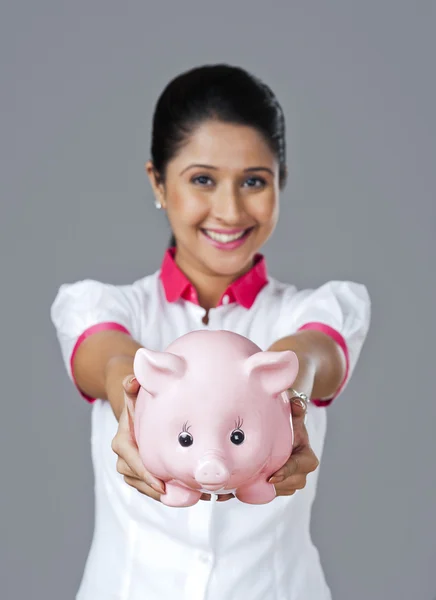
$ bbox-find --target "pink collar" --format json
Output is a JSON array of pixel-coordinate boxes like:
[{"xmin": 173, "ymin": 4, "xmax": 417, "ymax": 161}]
[{"xmin": 159, "ymin": 248, "xmax": 268, "ymax": 309}]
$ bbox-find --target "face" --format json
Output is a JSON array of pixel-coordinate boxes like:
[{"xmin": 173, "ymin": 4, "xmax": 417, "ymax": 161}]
[{"xmin": 146, "ymin": 120, "xmax": 282, "ymax": 279}]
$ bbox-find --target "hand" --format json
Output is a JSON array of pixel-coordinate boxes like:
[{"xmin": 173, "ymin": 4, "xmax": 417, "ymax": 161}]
[
  {"xmin": 111, "ymin": 376, "xmax": 234, "ymax": 503},
  {"xmin": 268, "ymin": 397, "xmax": 319, "ymax": 496},
  {"xmin": 111, "ymin": 376, "xmax": 166, "ymax": 501}
]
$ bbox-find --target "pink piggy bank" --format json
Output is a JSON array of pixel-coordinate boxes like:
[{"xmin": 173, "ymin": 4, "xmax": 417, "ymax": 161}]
[{"xmin": 131, "ymin": 330, "xmax": 299, "ymax": 507}]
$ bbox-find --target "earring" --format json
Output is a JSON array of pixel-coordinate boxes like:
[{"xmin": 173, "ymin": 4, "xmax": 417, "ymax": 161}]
[{"xmin": 154, "ymin": 199, "xmax": 162, "ymax": 209}]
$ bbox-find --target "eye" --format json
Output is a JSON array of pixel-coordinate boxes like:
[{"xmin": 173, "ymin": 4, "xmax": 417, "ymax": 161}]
[
  {"xmin": 191, "ymin": 175, "xmax": 214, "ymax": 186},
  {"xmin": 230, "ymin": 429, "xmax": 245, "ymax": 445},
  {"xmin": 178, "ymin": 432, "xmax": 193, "ymax": 447},
  {"xmin": 178, "ymin": 422, "xmax": 193, "ymax": 447},
  {"xmin": 243, "ymin": 177, "xmax": 266, "ymax": 188}
]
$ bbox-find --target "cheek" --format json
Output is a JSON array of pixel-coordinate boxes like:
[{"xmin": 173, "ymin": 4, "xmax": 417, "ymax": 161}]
[
  {"xmin": 166, "ymin": 185, "xmax": 209, "ymax": 228},
  {"xmin": 247, "ymin": 193, "xmax": 279, "ymax": 225}
]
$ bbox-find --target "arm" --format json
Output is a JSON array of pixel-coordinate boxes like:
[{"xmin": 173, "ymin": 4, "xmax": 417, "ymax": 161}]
[
  {"xmin": 71, "ymin": 328, "xmax": 167, "ymax": 496},
  {"xmin": 268, "ymin": 329, "xmax": 346, "ymax": 401},
  {"xmin": 267, "ymin": 282, "xmax": 371, "ymax": 494},
  {"xmin": 51, "ymin": 280, "xmax": 166, "ymax": 499},
  {"xmin": 265, "ymin": 329, "xmax": 345, "ymax": 494},
  {"xmin": 50, "ymin": 280, "xmax": 145, "ymax": 421},
  {"xmin": 72, "ymin": 329, "xmax": 142, "ymax": 421}
]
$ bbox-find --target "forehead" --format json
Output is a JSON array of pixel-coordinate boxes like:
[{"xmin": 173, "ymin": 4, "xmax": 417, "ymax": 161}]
[{"xmin": 170, "ymin": 120, "xmax": 277, "ymax": 170}]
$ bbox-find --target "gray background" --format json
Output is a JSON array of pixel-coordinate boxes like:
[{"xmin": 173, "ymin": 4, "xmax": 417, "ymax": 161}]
[{"xmin": 1, "ymin": 1, "xmax": 435, "ymax": 599}]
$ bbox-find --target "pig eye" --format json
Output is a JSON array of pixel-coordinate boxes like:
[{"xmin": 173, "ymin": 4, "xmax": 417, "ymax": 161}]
[
  {"xmin": 230, "ymin": 429, "xmax": 245, "ymax": 445},
  {"xmin": 179, "ymin": 422, "xmax": 193, "ymax": 447},
  {"xmin": 178, "ymin": 432, "xmax": 193, "ymax": 447}
]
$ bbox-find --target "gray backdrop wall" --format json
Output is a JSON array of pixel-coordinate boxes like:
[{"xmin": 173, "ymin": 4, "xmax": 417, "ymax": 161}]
[{"xmin": 1, "ymin": 1, "xmax": 435, "ymax": 599}]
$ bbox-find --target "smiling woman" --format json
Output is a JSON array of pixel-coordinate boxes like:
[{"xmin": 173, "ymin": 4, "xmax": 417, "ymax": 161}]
[
  {"xmin": 144, "ymin": 65, "xmax": 287, "ymax": 309},
  {"xmin": 146, "ymin": 120, "xmax": 281, "ymax": 309},
  {"xmin": 50, "ymin": 63, "xmax": 371, "ymax": 600}
]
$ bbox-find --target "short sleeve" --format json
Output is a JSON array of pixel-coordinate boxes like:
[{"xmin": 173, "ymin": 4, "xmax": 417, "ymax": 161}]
[
  {"xmin": 279, "ymin": 281, "xmax": 371, "ymax": 406},
  {"xmin": 50, "ymin": 279, "xmax": 138, "ymax": 402}
]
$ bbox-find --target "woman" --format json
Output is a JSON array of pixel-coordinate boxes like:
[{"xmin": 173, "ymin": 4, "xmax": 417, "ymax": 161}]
[{"xmin": 51, "ymin": 64, "xmax": 371, "ymax": 600}]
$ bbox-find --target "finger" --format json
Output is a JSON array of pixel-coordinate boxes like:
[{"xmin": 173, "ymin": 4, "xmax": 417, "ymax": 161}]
[
  {"xmin": 283, "ymin": 447, "xmax": 319, "ymax": 478},
  {"xmin": 112, "ymin": 417, "xmax": 165, "ymax": 494},
  {"xmin": 122, "ymin": 378, "xmax": 141, "ymax": 441},
  {"xmin": 123, "ymin": 446, "xmax": 165, "ymax": 494},
  {"xmin": 269, "ymin": 446, "xmax": 319, "ymax": 483},
  {"xmin": 290, "ymin": 398, "xmax": 307, "ymax": 420},
  {"xmin": 124, "ymin": 475, "xmax": 162, "ymax": 502},
  {"xmin": 116, "ymin": 401, "xmax": 134, "ymax": 438},
  {"xmin": 268, "ymin": 454, "xmax": 299, "ymax": 483},
  {"xmin": 274, "ymin": 475, "xmax": 307, "ymax": 495},
  {"xmin": 275, "ymin": 487, "xmax": 296, "ymax": 497},
  {"xmin": 291, "ymin": 418, "xmax": 309, "ymax": 450},
  {"xmin": 116, "ymin": 457, "xmax": 136, "ymax": 478},
  {"xmin": 122, "ymin": 375, "xmax": 141, "ymax": 400}
]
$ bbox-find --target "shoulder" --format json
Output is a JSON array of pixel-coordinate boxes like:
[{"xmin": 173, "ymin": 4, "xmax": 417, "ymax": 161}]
[
  {"xmin": 260, "ymin": 275, "xmax": 371, "ymax": 337},
  {"xmin": 264, "ymin": 276, "xmax": 370, "ymax": 310},
  {"xmin": 52, "ymin": 271, "xmax": 160, "ymax": 306},
  {"xmin": 50, "ymin": 271, "xmax": 162, "ymax": 336}
]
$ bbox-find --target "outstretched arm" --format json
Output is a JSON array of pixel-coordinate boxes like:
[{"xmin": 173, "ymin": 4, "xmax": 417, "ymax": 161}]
[
  {"xmin": 268, "ymin": 329, "xmax": 346, "ymax": 401},
  {"xmin": 72, "ymin": 329, "xmax": 142, "ymax": 420},
  {"xmin": 266, "ymin": 329, "xmax": 346, "ymax": 495}
]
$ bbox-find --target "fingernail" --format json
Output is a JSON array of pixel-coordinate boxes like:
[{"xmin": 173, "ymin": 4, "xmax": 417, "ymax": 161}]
[
  {"xmin": 123, "ymin": 375, "xmax": 135, "ymax": 388},
  {"xmin": 128, "ymin": 376, "xmax": 137, "ymax": 385},
  {"xmin": 149, "ymin": 481, "xmax": 165, "ymax": 494},
  {"xmin": 291, "ymin": 398, "xmax": 306, "ymax": 411}
]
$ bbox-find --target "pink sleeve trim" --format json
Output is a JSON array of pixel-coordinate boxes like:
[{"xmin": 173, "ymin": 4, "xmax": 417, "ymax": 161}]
[
  {"xmin": 70, "ymin": 322, "xmax": 131, "ymax": 403},
  {"xmin": 297, "ymin": 322, "xmax": 350, "ymax": 407}
]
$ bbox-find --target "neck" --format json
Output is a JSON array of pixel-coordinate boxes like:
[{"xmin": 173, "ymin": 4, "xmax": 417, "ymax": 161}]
[{"xmin": 174, "ymin": 248, "xmax": 253, "ymax": 310}]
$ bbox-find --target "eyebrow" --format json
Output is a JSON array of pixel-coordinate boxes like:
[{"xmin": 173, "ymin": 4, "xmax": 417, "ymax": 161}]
[{"xmin": 180, "ymin": 164, "xmax": 274, "ymax": 176}]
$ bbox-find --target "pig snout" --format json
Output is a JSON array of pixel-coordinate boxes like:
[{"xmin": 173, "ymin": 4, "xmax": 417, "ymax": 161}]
[{"xmin": 194, "ymin": 456, "xmax": 230, "ymax": 488}]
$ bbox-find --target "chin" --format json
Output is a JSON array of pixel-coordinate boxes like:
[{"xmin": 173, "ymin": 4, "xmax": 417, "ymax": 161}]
[{"xmin": 202, "ymin": 250, "xmax": 256, "ymax": 277}]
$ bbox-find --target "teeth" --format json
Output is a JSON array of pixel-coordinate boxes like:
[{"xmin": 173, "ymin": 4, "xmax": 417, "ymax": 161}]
[{"xmin": 205, "ymin": 230, "xmax": 246, "ymax": 243}]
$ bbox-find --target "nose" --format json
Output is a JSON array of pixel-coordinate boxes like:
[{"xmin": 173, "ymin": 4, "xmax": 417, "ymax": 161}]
[
  {"xmin": 212, "ymin": 185, "xmax": 244, "ymax": 224},
  {"xmin": 194, "ymin": 456, "xmax": 230, "ymax": 486}
]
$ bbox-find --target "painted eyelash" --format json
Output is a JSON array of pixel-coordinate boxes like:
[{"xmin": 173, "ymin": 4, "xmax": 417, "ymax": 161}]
[
  {"xmin": 182, "ymin": 421, "xmax": 191, "ymax": 433},
  {"xmin": 234, "ymin": 417, "xmax": 244, "ymax": 430}
]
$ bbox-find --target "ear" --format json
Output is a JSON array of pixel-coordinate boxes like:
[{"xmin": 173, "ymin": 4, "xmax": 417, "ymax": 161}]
[
  {"xmin": 244, "ymin": 350, "xmax": 299, "ymax": 396},
  {"xmin": 145, "ymin": 160, "xmax": 166, "ymax": 209},
  {"xmin": 133, "ymin": 348, "xmax": 186, "ymax": 396}
]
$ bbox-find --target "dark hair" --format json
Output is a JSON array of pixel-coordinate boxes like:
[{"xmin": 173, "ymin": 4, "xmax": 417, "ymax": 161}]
[{"xmin": 150, "ymin": 64, "xmax": 287, "ymax": 247}]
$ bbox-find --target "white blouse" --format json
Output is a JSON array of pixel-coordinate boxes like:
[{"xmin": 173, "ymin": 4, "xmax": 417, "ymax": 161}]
[{"xmin": 51, "ymin": 266, "xmax": 370, "ymax": 600}]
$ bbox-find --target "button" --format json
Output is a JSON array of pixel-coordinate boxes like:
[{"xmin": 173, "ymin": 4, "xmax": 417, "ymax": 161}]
[{"xmin": 222, "ymin": 294, "xmax": 230, "ymax": 305}]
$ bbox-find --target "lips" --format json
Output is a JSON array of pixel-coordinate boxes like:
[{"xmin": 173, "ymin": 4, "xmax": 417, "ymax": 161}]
[
  {"xmin": 203, "ymin": 229, "xmax": 247, "ymax": 243},
  {"xmin": 201, "ymin": 227, "xmax": 254, "ymax": 249}
]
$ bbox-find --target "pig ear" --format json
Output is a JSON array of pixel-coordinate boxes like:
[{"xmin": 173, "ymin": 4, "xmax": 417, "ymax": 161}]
[
  {"xmin": 244, "ymin": 350, "xmax": 299, "ymax": 396},
  {"xmin": 133, "ymin": 348, "xmax": 186, "ymax": 396}
]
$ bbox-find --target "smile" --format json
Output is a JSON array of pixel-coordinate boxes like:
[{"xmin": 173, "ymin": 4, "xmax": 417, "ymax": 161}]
[
  {"xmin": 204, "ymin": 230, "xmax": 247, "ymax": 243},
  {"xmin": 201, "ymin": 228, "xmax": 254, "ymax": 249}
]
